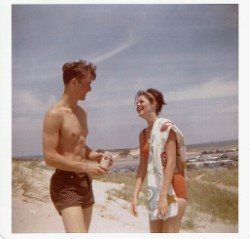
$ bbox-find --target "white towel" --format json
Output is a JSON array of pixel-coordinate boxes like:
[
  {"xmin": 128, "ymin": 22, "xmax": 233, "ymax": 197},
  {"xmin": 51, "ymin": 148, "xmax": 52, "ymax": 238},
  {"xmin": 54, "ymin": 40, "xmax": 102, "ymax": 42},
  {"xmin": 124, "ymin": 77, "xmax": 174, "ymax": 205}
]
[{"xmin": 147, "ymin": 118, "xmax": 186, "ymax": 220}]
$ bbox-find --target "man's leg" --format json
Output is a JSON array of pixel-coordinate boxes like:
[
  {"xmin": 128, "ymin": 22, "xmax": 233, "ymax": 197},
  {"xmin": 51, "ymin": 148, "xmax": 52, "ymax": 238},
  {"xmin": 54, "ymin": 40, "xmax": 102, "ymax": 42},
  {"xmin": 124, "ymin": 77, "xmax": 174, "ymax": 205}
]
[
  {"xmin": 61, "ymin": 205, "xmax": 93, "ymax": 233},
  {"xmin": 82, "ymin": 206, "xmax": 93, "ymax": 231}
]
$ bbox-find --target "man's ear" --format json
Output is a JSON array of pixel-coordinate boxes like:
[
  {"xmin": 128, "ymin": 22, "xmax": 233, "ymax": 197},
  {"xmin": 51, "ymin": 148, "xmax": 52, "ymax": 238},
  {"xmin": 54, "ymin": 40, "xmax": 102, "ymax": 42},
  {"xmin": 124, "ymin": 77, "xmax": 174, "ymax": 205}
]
[{"xmin": 71, "ymin": 77, "xmax": 77, "ymax": 85}]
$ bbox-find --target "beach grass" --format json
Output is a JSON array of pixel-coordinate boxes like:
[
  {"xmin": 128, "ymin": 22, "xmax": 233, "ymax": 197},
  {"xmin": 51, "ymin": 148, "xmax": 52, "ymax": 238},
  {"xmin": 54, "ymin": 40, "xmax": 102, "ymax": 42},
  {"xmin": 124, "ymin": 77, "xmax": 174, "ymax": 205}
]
[
  {"xmin": 199, "ymin": 168, "xmax": 238, "ymax": 187},
  {"xmin": 95, "ymin": 168, "xmax": 238, "ymax": 224},
  {"xmin": 94, "ymin": 172, "xmax": 148, "ymax": 206},
  {"xmin": 12, "ymin": 159, "xmax": 238, "ymax": 226},
  {"xmin": 187, "ymin": 178, "xmax": 238, "ymax": 223}
]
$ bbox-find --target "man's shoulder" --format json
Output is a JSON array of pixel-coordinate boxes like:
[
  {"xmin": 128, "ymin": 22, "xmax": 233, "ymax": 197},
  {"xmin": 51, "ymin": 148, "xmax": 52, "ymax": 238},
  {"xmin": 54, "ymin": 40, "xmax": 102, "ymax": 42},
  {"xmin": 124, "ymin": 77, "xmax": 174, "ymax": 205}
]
[
  {"xmin": 76, "ymin": 105, "xmax": 87, "ymax": 115},
  {"xmin": 45, "ymin": 103, "xmax": 64, "ymax": 119}
]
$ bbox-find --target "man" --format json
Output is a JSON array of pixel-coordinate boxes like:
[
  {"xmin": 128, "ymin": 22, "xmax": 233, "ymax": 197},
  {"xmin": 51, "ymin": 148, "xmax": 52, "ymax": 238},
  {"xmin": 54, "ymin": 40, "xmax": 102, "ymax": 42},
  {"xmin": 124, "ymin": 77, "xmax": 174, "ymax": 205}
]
[{"xmin": 43, "ymin": 59, "xmax": 108, "ymax": 232}]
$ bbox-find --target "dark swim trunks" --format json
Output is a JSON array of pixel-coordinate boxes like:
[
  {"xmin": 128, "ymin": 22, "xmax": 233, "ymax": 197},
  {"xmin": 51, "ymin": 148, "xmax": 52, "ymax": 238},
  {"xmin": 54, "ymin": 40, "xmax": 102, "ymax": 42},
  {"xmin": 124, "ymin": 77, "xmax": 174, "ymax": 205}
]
[{"xmin": 50, "ymin": 169, "xmax": 95, "ymax": 215}]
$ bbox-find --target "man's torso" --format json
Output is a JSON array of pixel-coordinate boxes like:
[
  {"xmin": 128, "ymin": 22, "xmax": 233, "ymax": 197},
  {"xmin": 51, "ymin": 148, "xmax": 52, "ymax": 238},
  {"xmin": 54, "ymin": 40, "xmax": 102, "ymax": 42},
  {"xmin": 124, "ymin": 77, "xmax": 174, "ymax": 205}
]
[{"xmin": 55, "ymin": 104, "xmax": 88, "ymax": 161}]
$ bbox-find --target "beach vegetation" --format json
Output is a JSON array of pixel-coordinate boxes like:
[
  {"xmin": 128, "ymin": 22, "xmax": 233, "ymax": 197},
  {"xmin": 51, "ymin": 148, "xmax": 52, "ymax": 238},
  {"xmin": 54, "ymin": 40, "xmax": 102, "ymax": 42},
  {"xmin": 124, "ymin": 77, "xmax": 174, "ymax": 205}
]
[{"xmin": 96, "ymin": 168, "xmax": 238, "ymax": 225}]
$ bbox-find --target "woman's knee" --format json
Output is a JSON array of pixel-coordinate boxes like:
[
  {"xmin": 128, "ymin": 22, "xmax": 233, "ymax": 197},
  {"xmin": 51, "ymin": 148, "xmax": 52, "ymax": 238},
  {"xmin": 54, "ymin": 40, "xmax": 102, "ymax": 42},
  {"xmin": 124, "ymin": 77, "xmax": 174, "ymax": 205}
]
[
  {"xmin": 178, "ymin": 198, "xmax": 187, "ymax": 217},
  {"xmin": 149, "ymin": 220, "xmax": 162, "ymax": 233},
  {"xmin": 162, "ymin": 199, "xmax": 187, "ymax": 232}
]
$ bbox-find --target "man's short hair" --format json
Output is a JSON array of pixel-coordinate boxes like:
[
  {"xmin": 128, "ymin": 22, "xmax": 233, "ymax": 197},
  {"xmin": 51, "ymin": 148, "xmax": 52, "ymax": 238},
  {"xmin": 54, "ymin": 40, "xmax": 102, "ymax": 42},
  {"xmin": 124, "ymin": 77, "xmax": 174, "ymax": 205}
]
[{"xmin": 62, "ymin": 59, "xmax": 96, "ymax": 85}]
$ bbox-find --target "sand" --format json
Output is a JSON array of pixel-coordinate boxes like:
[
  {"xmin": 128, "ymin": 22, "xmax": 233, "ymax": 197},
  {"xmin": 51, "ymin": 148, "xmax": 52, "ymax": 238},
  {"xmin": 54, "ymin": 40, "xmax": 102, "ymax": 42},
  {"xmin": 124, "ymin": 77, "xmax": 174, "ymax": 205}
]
[
  {"xmin": 11, "ymin": 160, "xmax": 238, "ymax": 233},
  {"xmin": 12, "ymin": 180, "xmax": 148, "ymax": 233}
]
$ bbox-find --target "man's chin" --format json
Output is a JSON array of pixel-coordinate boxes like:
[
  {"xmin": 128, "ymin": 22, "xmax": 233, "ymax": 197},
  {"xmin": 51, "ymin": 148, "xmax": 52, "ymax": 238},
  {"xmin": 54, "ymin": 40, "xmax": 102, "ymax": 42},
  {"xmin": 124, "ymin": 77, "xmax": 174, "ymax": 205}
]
[{"xmin": 80, "ymin": 94, "xmax": 87, "ymax": 100}]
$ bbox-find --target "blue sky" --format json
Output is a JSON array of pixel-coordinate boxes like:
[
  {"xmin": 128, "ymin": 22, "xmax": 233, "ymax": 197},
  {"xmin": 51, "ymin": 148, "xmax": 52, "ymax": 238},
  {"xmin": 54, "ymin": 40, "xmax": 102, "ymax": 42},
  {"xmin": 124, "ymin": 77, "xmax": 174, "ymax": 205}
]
[
  {"xmin": 2, "ymin": 2, "xmax": 250, "ymax": 236},
  {"xmin": 11, "ymin": 4, "xmax": 238, "ymax": 156}
]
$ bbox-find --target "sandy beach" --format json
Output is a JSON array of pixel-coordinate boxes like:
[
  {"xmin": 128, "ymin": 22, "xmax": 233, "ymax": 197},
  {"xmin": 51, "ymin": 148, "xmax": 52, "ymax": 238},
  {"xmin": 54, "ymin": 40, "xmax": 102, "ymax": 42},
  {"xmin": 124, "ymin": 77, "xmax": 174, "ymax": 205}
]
[
  {"xmin": 12, "ymin": 162, "xmax": 150, "ymax": 233},
  {"xmin": 12, "ymin": 180, "xmax": 149, "ymax": 233},
  {"xmin": 12, "ymin": 160, "xmax": 238, "ymax": 233}
]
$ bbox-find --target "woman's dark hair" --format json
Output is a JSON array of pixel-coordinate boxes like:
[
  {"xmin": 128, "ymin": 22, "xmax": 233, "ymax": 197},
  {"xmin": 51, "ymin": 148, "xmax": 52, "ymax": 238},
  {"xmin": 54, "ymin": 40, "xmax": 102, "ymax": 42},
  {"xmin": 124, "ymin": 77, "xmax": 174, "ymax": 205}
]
[
  {"xmin": 62, "ymin": 59, "xmax": 96, "ymax": 85},
  {"xmin": 135, "ymin": 88, "xmax": 166, "ymax": 115}
]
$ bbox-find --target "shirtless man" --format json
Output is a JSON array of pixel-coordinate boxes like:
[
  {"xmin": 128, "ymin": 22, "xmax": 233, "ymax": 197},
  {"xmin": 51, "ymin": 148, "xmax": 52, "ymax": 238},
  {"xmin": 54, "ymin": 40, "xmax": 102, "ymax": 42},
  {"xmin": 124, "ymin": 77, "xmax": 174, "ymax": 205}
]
[{"xmin": 43, "ymin": 59, "xmax": 108, "ymax": 233}]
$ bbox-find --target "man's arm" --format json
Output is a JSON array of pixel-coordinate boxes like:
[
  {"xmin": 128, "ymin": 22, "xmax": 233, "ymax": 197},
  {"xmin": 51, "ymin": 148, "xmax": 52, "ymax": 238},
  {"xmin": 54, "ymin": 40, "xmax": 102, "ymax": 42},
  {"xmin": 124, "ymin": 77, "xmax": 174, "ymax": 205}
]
[
  {"xmin": 80, "ymin": 107, "xmax": 103, "ymax": 163},
  {"xmin": 42, "ymin": 108, "xmax": 106, "ymax": 175},
  {"xmin": 85, "ymin": 145, "xmax": 103, "ymax": 163}
]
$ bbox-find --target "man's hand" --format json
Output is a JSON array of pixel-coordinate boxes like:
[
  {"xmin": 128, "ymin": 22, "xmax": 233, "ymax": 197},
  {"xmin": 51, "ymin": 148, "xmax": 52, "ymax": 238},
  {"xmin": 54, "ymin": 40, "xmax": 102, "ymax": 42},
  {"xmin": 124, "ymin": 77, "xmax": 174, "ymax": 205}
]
[
  {"xmin": 84, "ymin": 163, "xmax": 108, "ymax": 176},
  {"xmin": 88, "ymin": 151, "xmax": 103, "ymax": 163}
]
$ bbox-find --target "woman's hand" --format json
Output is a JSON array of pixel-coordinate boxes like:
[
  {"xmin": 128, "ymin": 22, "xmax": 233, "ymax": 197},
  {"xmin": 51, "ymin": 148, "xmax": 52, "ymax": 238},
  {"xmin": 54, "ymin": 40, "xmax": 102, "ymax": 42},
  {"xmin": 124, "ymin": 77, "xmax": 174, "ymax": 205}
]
[
  {"xmin": 157, "ymin": 195, "xmax": 168, "ymax": 219},
  {"xmin": 130, "ymin": 197, "xmax": 139, "ymax": 217}
]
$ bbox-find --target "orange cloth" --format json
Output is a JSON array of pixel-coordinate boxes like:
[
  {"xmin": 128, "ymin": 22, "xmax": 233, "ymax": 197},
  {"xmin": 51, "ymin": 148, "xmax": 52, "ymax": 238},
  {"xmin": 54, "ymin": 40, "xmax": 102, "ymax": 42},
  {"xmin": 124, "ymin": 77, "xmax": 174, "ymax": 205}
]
[
  {"xmin": 140, "ymin": 129, "xmax": 188, "ymax": 199},
  {"xmin": 141, "ymin": 129, "xmax": 150, "ymax": 159},
  {"xmin": 172, "ymin": 172, "xmax": 188, "ymax": 200}
]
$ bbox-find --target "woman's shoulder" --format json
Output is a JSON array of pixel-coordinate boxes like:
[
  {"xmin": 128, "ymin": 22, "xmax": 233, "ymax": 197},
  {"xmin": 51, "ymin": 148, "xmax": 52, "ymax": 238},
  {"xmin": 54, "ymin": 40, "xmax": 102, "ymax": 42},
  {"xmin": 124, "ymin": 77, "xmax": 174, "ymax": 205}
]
[
  {"xmin": 158, "ymin": 117, "xmax": 173, "ymax": 124},
  {"xmin": 139, "ymin": 128, "xmax": 147, "ymax": 141},
  {"xmin": 139, "ymin": 128, "xmax": 147, "ymax": 136}
]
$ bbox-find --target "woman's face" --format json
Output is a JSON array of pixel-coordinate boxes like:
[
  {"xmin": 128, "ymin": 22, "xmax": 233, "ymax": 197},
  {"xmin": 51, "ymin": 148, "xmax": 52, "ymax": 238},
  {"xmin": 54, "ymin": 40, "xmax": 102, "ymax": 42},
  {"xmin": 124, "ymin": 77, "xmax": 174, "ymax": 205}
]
[{"xmin": 136, "ymin": 95, "xmax": 154, "ymax": 117}]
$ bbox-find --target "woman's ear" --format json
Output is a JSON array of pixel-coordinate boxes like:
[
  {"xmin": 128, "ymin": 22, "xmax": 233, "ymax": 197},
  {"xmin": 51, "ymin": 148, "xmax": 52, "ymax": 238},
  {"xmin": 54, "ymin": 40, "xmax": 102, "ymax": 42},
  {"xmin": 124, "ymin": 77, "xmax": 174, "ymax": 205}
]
[
  {"xmin": 151, "ymin": 101, "xmax": 157, "ymax": 112},
  {"xmin": 152, "ymin": 101, "xmax": 159, "ymax": 114}
]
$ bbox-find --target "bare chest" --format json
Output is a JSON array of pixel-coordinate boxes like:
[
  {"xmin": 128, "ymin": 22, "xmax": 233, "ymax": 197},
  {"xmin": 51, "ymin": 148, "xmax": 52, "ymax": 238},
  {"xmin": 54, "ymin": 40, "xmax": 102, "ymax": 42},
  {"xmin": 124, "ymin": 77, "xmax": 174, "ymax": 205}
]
[{"xmin": 60, "ymin": 111, "xmax": 88, "ymax": 143}]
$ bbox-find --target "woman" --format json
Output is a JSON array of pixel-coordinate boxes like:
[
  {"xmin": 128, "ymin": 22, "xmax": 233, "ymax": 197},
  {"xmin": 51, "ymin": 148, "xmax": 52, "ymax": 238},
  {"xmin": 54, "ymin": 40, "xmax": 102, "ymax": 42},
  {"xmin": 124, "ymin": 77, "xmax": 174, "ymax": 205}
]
[{"xmin": 130, "ymin": 88, "xmax": 187, "ymax": 233}]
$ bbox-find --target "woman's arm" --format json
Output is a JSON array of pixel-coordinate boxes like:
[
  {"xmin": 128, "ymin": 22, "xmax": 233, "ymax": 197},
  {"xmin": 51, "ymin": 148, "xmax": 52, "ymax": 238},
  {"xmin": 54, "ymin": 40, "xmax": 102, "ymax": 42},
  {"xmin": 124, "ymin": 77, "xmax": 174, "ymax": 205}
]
[
  {"xmin": 157, "ymin": 130, "xmax": 177, "ymax": 218},
  {"xmin": 131, "ymin": 131, "xmax": 148, "ymax": 216}
]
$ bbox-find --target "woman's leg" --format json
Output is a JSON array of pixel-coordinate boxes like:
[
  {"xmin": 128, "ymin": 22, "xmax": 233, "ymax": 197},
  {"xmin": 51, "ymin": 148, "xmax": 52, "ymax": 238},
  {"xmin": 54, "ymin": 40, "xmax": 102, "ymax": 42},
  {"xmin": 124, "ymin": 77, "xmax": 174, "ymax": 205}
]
[
  {"xmin": 162, "ymin": 198, "xmax": 187, "ymax": 232},
  {"xmin": 149, "ymin": 220, "xmax": 162, "ymax": 233},
  {"xmin": 61, "ymin": 205, "xmax": 93, "ymax": 233}
]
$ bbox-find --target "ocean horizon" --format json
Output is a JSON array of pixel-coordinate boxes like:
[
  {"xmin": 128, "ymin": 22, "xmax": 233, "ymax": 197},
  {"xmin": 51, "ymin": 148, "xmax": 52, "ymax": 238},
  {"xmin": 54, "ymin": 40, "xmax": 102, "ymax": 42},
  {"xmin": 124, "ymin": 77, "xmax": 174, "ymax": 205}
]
[{"xmin": 12, "ymin": 139, "xmax": 238, "ymax": 159}]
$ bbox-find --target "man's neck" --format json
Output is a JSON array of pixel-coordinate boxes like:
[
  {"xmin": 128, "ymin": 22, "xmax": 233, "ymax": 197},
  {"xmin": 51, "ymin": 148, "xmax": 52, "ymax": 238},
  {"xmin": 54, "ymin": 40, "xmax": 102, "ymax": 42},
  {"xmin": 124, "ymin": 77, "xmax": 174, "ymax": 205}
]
[{"xmin": 61, "ymin": 92, "xmax": 78, "ymax": 110}]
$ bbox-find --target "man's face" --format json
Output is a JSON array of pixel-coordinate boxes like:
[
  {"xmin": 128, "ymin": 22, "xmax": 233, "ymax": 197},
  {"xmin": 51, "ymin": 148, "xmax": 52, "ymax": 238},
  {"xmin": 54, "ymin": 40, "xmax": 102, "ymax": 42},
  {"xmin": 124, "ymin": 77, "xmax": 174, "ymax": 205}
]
[{"xmin": 76, "ymin": 72, "xmax": 93, "ymax": 100}]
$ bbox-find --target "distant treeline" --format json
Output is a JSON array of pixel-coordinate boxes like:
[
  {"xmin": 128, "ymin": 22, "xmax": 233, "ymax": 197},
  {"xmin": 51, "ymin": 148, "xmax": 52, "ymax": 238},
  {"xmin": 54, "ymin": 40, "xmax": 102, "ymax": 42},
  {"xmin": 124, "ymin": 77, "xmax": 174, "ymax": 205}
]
[
  {"xmin": 13, "ymin": 139, "xmax": 238, "ymax": 160},
  {"xmin": 186, "ymin": 139, "xmax": 238, "ymax": 151},
  {"xmin": 96, "ymin": 148, "xmax": 137, "ymax": 156},
  {"xmin": 201, "ymin": 148, "xmax": 238, "ymax": 154}
]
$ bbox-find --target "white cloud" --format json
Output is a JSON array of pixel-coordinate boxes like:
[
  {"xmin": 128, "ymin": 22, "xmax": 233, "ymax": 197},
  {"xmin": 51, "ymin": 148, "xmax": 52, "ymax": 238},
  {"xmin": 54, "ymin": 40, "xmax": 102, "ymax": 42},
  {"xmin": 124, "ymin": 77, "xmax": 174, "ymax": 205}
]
[
  {"xmin": 13, "ymin": 89, "xmax": 57, "ymax": 116},
  {"xmin": 167, "ymin": 78, "xmax": 238, "ymax": 102},
  {"xmin": 90, "ymin": 36, "xmax": 138, "ymax": 63}
]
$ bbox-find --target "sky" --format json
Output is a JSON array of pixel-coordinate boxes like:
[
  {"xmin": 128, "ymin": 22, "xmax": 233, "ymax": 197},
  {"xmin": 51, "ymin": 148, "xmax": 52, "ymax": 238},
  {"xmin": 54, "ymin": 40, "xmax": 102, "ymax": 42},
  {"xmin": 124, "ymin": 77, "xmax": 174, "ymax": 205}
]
[
  {"xmin": 10, "ymin": 4, "xmax": 239, "ymax": 156},
  {"xmin": 1, "ymin": 1, "xmax": 250, "ymax": 238}
]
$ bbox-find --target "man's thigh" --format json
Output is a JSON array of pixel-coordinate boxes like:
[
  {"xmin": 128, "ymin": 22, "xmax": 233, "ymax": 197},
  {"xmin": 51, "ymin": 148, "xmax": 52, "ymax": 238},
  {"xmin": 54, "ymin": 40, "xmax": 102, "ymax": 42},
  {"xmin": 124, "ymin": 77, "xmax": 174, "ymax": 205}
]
[{"xmin": 61, "ymin": 205, "xmax": 93, "ymax": 233}]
